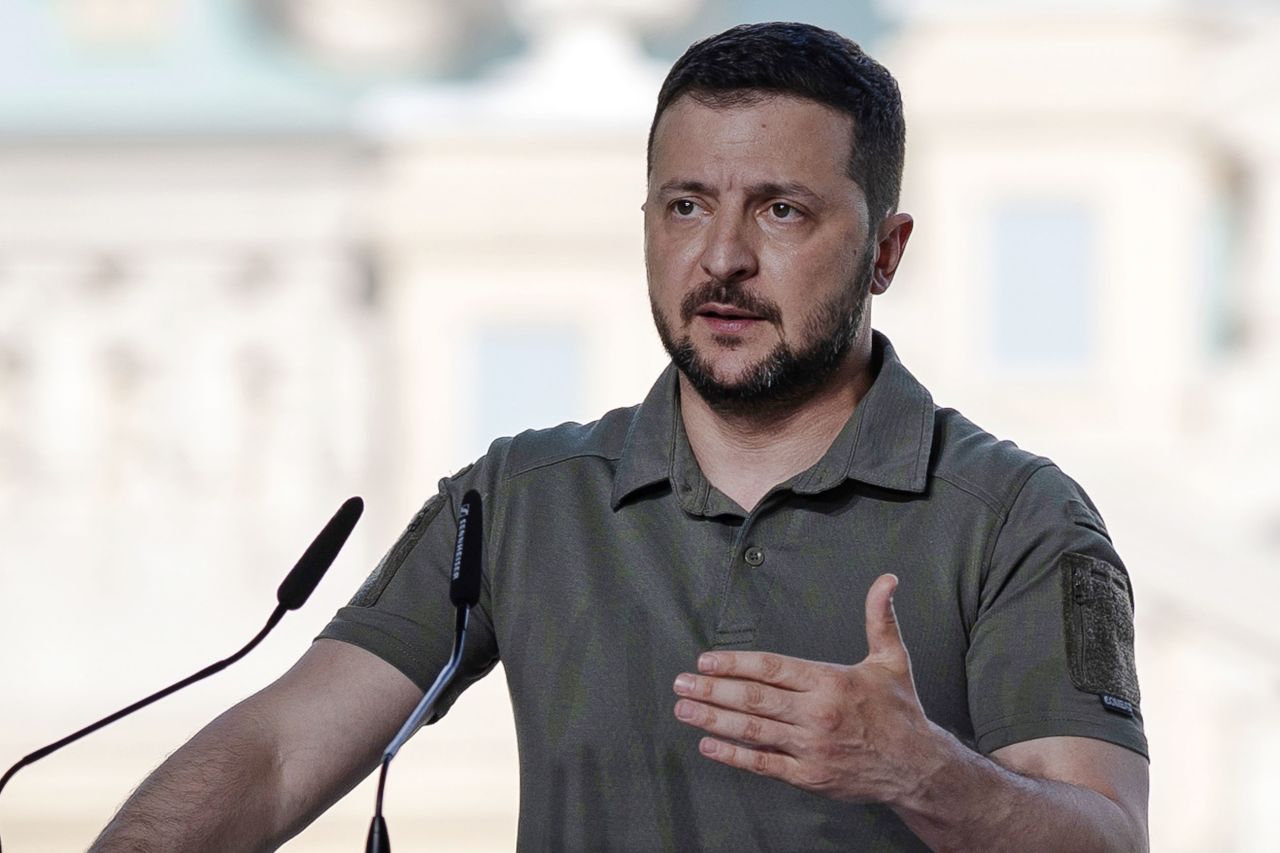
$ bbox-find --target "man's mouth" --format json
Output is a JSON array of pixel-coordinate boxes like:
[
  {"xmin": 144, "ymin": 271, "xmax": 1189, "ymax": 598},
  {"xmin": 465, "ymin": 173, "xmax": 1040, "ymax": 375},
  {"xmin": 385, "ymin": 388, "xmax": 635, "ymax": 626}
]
[
  {"xmin": 678, "ymin": 282, "xmax": 781, "ymax": 327},
  {"xmin": 696, "ymin": 302, "xmax": 766, "ymax": 334},
  {"xmin": 697, "ymin": 302, "xmax": 763, "ymax": 320}
]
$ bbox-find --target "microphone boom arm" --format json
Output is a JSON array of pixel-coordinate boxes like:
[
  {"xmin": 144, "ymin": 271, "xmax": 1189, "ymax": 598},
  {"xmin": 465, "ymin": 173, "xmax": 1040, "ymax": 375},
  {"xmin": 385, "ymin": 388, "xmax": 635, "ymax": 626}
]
[
  {"xmin": 0, "ymin": 604, "xmax": 286, "ymax": 801},
  {"xmin": 0, "ymin": 495, "xmax": 363, "ymax": 853},
  {"xmin": 367, "ymin": 605, "xmax": 470, "ymax": 853},
  {"xmin": 0, "ymin": 605, "xmax": 287, "ymax": 853},
  {"xmin": 382, "ymin": 607, "xmax": 469, "ymax": 763}
]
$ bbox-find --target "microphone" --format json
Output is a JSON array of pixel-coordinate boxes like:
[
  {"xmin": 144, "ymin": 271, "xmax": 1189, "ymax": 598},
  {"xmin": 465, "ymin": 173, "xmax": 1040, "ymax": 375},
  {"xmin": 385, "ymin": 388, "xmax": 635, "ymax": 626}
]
[
  {"xmin": 280, "ymin": 496, "xmax": 365, "ymax": 610},
  {"xmin": 0, "ymin": 496, "xmax": 364, "ymax": 853},
  {"xmin": 449, "ymin": 488, "xmax": 484, "ymax": 608},
  {"xmin": 367, "ymin": 490, "xmax": 484, "ymax": 853}
]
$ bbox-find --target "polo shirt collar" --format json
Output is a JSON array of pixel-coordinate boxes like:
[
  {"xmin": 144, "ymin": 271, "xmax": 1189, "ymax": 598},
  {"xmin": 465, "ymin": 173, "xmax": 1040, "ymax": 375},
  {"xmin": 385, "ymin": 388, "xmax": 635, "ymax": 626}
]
[
  {"xmin": 790, "ymin": 330, "xmax": 935, "ymax": 495},
  {"xmin": 610, "ymin": 330, "xmax": 935, "ymax": 510},
  {"xmin": 611, "ymin": 363, "xmax": 683, "ymax": 510}
]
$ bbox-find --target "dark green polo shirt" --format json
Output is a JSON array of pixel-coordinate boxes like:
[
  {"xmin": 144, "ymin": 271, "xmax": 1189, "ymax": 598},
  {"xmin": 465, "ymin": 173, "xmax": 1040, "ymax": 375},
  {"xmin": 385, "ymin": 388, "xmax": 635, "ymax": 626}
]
[{"xmin": 319, "ymin": 330, "xmax": 1146, "ymax": 852}]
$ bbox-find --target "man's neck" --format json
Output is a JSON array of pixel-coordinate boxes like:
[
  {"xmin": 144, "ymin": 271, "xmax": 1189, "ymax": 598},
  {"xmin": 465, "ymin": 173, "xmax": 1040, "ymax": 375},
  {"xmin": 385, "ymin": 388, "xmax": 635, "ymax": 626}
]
[{"xmin": 679, "ymin": 344, "xmax": 877, "ymax": 513}]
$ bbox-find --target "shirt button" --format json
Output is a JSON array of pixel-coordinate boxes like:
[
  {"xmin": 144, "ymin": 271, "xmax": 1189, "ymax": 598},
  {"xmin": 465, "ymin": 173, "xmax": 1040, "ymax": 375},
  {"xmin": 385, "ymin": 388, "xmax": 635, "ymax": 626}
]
[{"xmin": 744, "ymin": 546, "xmax": 765, "ymax": 566}]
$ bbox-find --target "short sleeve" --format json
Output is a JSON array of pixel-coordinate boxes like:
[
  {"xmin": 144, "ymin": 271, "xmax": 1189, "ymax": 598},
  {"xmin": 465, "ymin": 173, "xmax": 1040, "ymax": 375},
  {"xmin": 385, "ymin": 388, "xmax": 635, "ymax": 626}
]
[
  {"xmin": 316, "ymin": 472, "xmax": 499, "ymax": 725},
  {"xmin": 965, "ymin": 464, "xmax": 1148, "ymax": 759}
]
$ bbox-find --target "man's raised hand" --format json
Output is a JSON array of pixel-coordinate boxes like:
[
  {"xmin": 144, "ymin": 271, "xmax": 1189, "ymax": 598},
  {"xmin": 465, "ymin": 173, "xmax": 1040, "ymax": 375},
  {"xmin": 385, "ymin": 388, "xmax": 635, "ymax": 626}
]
[{"xmin": 672, "ymin": 573, "xmax": 944, "ymax": 805}]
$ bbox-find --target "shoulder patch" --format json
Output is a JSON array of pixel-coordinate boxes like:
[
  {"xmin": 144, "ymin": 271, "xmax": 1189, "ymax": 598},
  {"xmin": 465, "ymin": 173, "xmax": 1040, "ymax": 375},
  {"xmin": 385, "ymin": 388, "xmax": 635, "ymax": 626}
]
[
  {"xmin": 1061, "ymin": 552, "xmax": 1140, "ymax": 706},
  {"xmin": 350, "ymin": 494, "xmax": 448, "ymax": 607}
]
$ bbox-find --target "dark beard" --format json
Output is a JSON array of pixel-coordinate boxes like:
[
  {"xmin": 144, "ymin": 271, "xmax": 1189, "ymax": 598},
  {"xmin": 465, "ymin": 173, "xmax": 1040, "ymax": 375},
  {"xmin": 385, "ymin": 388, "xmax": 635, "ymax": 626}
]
[{"xmin": 651, "ymin": 260, "xmax": 873, "ymax": 415}]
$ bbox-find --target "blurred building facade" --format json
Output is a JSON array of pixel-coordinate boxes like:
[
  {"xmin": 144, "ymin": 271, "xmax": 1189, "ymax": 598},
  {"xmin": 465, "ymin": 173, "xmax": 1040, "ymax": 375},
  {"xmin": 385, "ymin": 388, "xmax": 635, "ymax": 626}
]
[
  {"xmin": 1, "ymin": 0, "xmax": 1278, "ymax": 850},
  {"xmin": 886, "ymin": 4, "xmax": 1280, "ymax": 848}
]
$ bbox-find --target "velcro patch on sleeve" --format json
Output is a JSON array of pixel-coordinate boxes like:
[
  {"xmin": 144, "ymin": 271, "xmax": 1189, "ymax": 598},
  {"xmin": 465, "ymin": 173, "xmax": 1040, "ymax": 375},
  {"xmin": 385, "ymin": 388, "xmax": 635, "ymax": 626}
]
[
  {"xmin": 350, "ymin": 494, "xmax": 447, "ymax": 607},
  {"xmin": 1061, "ymin": 552, "xmax": 1140, "ymax": 707}
]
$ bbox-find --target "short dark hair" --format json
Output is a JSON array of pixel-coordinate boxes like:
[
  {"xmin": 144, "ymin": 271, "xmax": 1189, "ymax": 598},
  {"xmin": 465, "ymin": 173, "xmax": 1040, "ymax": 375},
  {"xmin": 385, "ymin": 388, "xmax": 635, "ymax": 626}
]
[{"xmin": 648, "ymin": 22, "xmax": 906, "ymax": 225}]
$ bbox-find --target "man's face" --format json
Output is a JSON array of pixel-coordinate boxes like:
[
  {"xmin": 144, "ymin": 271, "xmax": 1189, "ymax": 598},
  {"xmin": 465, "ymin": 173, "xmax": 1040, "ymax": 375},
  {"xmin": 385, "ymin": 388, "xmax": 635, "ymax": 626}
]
[{"xmin": 644, "ymin": 94, "xmax": 875, "ymax": 410}]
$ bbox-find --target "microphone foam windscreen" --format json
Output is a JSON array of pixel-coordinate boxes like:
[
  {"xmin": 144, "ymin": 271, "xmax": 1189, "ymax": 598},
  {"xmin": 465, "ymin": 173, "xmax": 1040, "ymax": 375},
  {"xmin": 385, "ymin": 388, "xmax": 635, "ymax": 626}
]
[
  {"xmin": 450, "ymin": 490, "xmax": 484, "ymax": 608},
  {"xmin": 277, "ymin": 496, "xmax": 364, "ymax": 610}
]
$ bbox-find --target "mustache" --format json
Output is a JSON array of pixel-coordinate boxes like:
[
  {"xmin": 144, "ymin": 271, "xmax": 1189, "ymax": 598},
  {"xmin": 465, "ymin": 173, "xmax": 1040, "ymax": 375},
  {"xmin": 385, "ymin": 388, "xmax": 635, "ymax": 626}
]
[{"xmin": 679, "ymin": 280, "xmax": 783, "ymax": 325}]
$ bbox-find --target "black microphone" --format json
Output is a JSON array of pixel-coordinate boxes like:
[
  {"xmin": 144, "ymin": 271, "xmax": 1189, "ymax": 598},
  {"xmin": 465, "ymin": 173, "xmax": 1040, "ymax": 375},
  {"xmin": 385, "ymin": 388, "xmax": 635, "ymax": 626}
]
[
  {"xmin": 280, "ymin": 496, "xmax": 365, "ymax": 610},
  {"xmin": 367, "ymin": 490, "xmax": 484, "ymax": 853},
  {"xmin": 449, "ymin": 489, "xmax": 484, "ymax": 608},
  {"xmin": 0, "ymin": 496, "xmax": 364, "ymax": 853}
]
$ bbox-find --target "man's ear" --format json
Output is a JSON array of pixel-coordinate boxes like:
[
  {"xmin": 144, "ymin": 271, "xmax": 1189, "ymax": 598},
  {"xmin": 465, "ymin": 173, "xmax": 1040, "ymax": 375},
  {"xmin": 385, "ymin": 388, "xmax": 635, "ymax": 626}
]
[{"xmin": 870, "ymin": 212, "xmax": 914, "ymax": 296}]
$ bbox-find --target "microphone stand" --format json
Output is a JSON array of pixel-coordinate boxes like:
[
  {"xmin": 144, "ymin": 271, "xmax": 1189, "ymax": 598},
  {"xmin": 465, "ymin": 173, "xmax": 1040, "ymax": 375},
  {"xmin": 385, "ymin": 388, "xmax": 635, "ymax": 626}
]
[
  {"xmin": 0, "ymin": 606, "xmax": 289, "ymax": 853},
  {"xmin": 366, "ymin": 488, "xmax": 483, "ymax": 853},
  {"xmin": 366, "ymin": 605, "xmax": 471, "ymax": 853},
  {"xmin": 0, "ymin": 495, "xmax": 362, "ymax": 853},
  {"xmin": 0, "ymin": 606, "xmax": 285, "ymax": 807}
]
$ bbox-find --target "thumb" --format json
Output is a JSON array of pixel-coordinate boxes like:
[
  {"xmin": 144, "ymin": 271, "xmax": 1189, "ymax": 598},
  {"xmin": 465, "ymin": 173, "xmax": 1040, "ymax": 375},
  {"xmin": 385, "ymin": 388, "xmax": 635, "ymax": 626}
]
[{"xmin": 864, "ymin": 573, "xmax": 909, "ymax": 666}]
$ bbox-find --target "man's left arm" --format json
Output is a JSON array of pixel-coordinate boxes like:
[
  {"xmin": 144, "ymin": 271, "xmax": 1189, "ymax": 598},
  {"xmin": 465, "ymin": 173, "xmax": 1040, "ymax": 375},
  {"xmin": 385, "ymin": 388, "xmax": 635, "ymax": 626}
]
[
  {"xmin": 672, "ymin": 574, "xmax": 1149, "ymax": 853},
  {"xmin": 902, "ymin": 732, "xmax": 1148, "ymax": 853}
]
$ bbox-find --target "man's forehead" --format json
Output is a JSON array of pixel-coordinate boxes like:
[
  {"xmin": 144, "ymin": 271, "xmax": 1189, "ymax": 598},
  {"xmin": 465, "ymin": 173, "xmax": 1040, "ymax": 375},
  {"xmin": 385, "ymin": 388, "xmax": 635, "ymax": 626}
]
[
  {"xmin": 648, "ymin": 93, "xmax": 858, "ymax": 189},
  {"xmin": 654, "ymin": 90, "xmax": 853, "ymax": 136}
]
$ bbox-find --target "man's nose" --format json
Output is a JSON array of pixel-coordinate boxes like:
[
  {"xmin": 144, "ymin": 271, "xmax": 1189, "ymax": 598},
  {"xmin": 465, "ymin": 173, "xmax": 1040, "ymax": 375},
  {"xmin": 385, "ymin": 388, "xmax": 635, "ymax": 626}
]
[{"xmin": 699, "ymin": 213, "xmax": 759, "ymax": 283}]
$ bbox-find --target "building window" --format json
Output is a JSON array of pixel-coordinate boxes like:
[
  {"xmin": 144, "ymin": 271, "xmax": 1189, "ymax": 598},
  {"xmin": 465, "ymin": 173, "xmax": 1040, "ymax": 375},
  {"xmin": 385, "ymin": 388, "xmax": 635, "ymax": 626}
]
[
  {"xmin": 468, "ymin": 325, "xmax": 584, "ymax": 461},
  {"xmin": 1202, "ymin": 171, "xmax": 1246, "ymax": 359},
  {"xmin": 989, "ymin": 202, "xmax": 1097, "ymax": 370}
]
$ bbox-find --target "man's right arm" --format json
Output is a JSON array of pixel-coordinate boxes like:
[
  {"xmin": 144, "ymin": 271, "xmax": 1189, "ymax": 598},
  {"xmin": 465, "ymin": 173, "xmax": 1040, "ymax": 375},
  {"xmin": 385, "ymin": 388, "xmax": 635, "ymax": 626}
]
[{"xmin": 89, "ymin": 638, "xmax": 423, "ymax": 853}]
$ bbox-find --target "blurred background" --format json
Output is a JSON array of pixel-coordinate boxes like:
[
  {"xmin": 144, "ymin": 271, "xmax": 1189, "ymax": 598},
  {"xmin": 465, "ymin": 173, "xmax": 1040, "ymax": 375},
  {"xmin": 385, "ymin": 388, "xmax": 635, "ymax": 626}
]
[{"xmin": 1, "ymin": 0, "xmax": 1278, "ymax": 849}]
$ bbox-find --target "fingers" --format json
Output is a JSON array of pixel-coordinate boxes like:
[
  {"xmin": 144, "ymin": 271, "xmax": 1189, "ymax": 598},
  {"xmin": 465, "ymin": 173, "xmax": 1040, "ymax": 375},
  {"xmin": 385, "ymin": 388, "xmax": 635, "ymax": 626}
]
[
  {"xmin": 673, "ymin": 695, "xmax": 799, "ymax": 752},
  {"xmin": 864, "ymin": 573, "xmax": 909, "ymax": 667},
  {"xmin": 693, "ymin": 650, "xmax": 812, "ymax": 690},
  {"xmin": 673, "ymin": 671, "xmax": 800, "ymax": 722},
  {"xmin": 696, "ymin": 736, "xmax": 803, "ymax": 784}
]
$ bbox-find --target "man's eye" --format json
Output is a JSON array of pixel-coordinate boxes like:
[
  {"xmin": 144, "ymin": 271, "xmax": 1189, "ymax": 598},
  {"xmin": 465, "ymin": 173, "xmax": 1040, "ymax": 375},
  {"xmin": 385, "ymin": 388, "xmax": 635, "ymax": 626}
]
[
  {"xmin": 673, "ymin": 200, "xmax": 696, "ymax": 216},
  {"xmin": 771, "ymin": 202, "xmax": 797, "ymax": 219}
]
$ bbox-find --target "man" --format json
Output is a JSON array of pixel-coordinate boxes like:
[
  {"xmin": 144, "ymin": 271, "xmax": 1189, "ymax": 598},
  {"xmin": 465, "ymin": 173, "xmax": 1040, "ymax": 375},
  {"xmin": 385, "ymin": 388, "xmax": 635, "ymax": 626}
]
[{"xmin": 92, "ymin": 22, "xmax": 1148, "ymax": 852}]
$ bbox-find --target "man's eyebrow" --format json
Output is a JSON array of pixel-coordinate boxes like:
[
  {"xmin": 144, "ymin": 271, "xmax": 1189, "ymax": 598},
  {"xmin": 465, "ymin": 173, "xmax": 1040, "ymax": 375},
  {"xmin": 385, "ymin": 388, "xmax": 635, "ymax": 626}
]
[
  {"xmin": 657, "ymin": 179, "xmax": 713, "ymax": 196},
  {"xmin": 748, "ymin": 181, "xmax": 824, "ymax": 204},
  {"xmin": 655, "ymin": 179, "xmax": 825, "ymax": 205}
]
